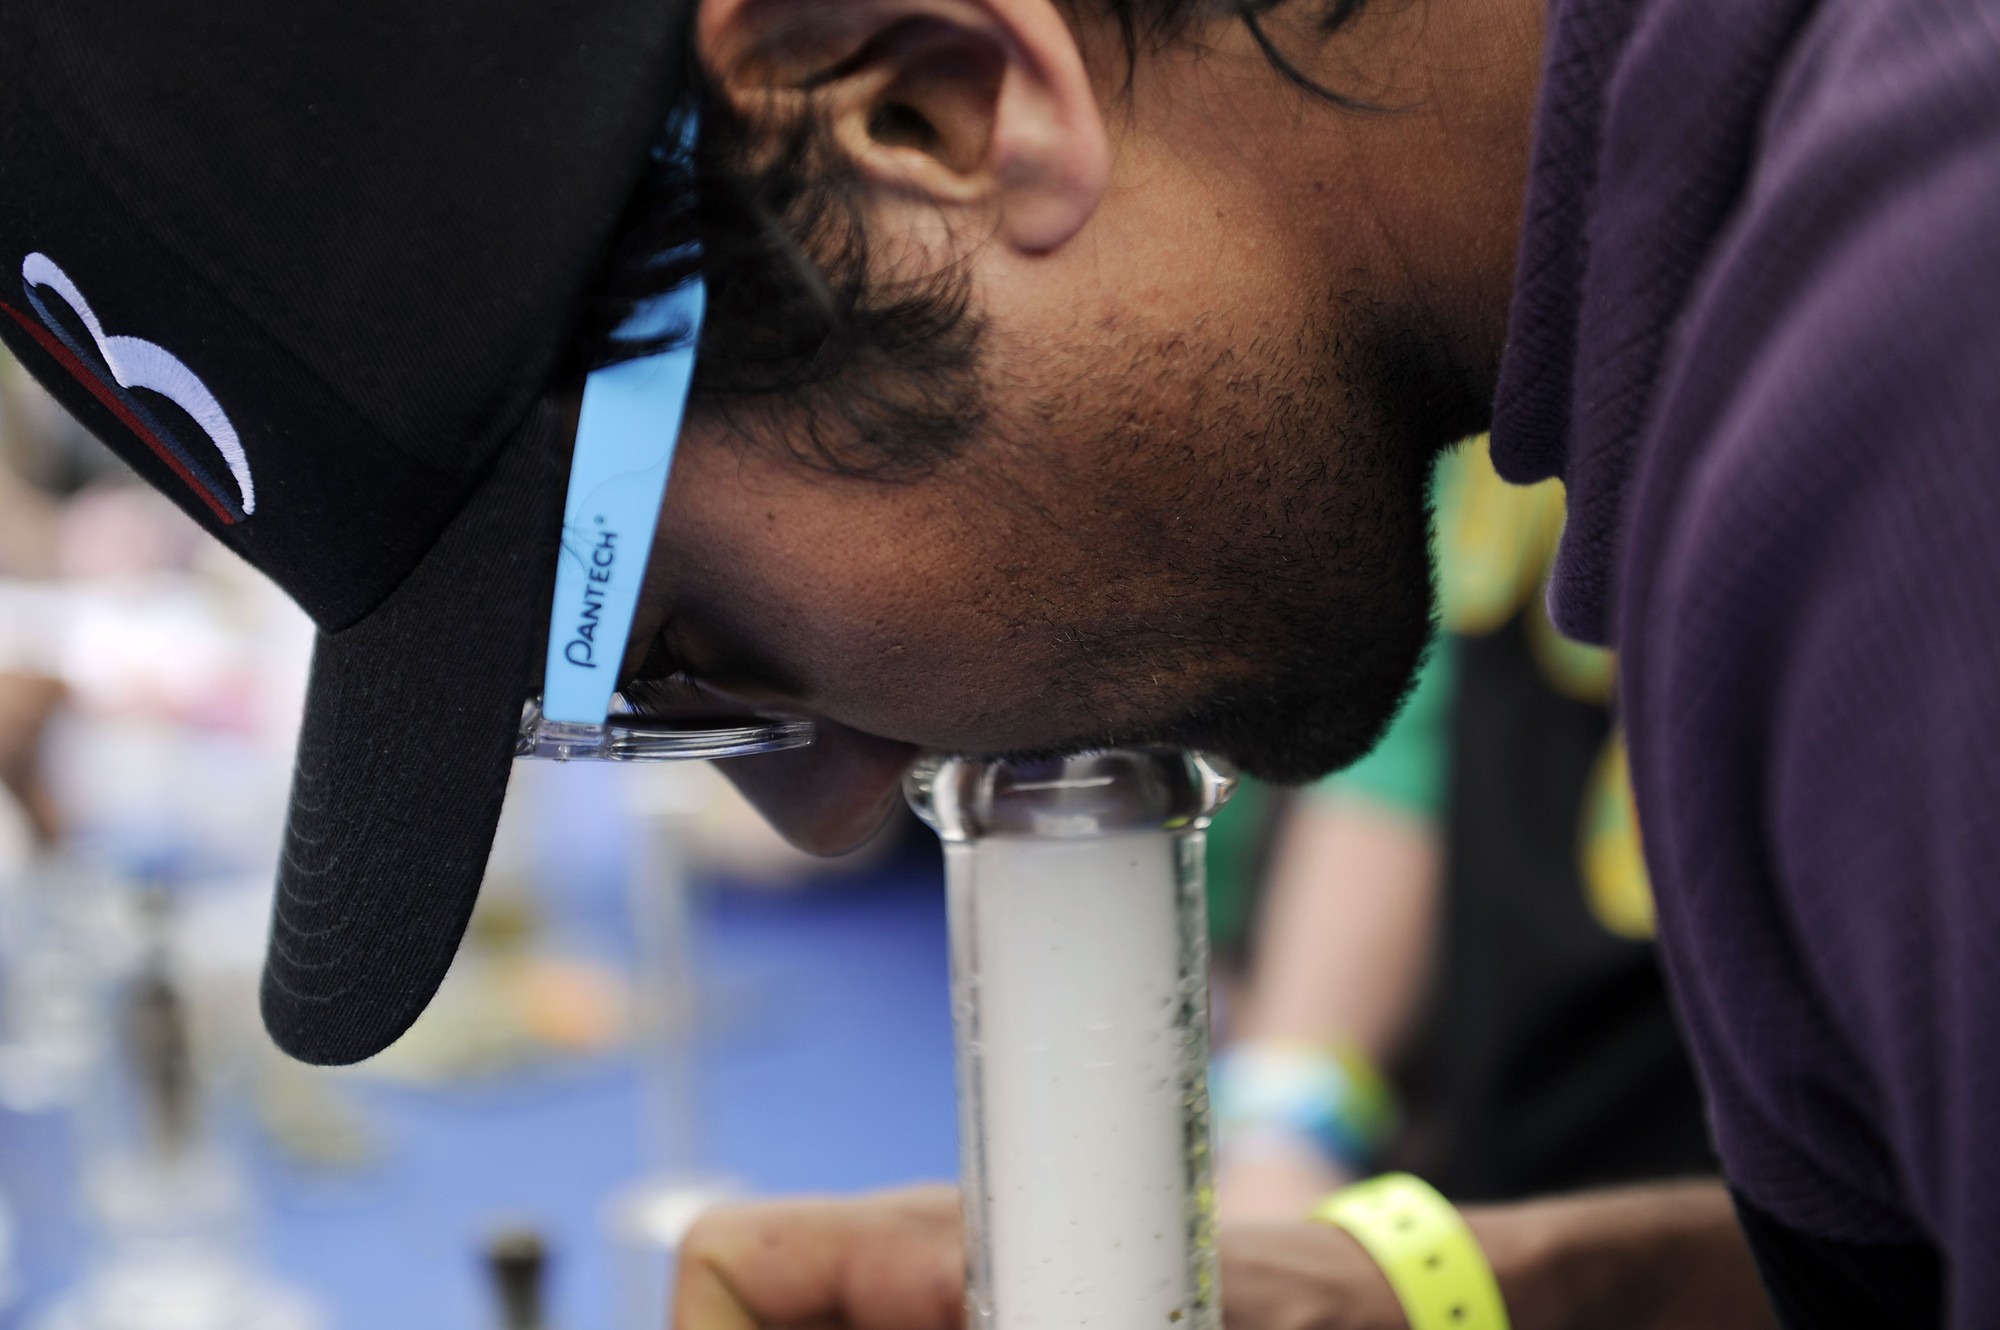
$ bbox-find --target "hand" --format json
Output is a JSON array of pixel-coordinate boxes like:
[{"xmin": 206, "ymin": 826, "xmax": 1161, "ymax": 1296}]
[
  {"xmin": 674, "ymin": 1181, "xmax": 1777, "ymax": 1330},
  {"xmin": 675, "ymin": 1186, "xmax": 965, "ymax": 1330},
  {"xmin": 672, "ymin": 1186, "xmax": 1406, "ymax": 1330}
]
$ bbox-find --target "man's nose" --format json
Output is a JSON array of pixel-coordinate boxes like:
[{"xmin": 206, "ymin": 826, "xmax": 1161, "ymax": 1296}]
[{"xmin": 713, "ymin": 715, "xmax": 920, "ymax": 855}]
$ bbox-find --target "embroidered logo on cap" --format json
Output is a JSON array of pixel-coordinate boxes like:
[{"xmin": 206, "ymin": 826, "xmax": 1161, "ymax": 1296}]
[{"xmin": 1, "ymin": 253, "xmax": 253, "ymax": 524}]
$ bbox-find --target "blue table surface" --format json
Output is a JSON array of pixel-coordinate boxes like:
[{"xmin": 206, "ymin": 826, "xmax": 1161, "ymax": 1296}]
[{"xmin": 0, "ymin": 765, "xmax": 960, "ymax": 1330}]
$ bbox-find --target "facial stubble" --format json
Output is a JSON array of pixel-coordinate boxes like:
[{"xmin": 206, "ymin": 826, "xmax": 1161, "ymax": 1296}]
[{"xmin": 977, "ymin": 296, "xmax": 1466, "ymax": 786}]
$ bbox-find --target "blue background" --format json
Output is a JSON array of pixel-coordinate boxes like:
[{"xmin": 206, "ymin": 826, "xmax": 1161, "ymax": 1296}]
[{"xmin": 0, "ymin": 764, "xmax": 959, "ymax": 1329}]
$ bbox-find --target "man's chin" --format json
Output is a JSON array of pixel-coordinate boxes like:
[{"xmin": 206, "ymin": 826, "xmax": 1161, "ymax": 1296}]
[
  {"xmin": 1152, "ymin": 627, "xmax": 1435, "ymax": 786},
  {"xmin": 968, "ymin": 615, "xmax": 1434, "ymax": 786}
]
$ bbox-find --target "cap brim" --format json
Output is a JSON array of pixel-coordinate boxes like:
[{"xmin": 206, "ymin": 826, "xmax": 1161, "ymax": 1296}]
[{"xmin": 261, "ymin": 390, "xmax": 577, "ymax": 1066}]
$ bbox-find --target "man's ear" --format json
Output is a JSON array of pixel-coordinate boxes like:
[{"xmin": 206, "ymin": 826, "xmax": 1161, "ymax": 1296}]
[{"xmin": 700, "ymin": 0, "xmax": 1111, "ymax": 253}]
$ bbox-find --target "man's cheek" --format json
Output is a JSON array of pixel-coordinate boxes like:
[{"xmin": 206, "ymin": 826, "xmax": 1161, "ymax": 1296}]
[
  {"xmin": 712, "ymin": 721, "xmax": 918, "ymax": 855},
  {"xmin": 789, "ymin": 633, "xmax": 1007, "ymax": 747}
]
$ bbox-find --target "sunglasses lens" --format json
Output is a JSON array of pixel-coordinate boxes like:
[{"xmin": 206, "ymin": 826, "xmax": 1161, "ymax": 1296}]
[{"xmin": 516, "ymin": 697, "xmax": 814, "ymax": 762}]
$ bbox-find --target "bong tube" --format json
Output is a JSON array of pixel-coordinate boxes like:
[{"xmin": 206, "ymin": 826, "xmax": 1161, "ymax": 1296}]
[{"xmin": 908, "ymin": 749, "xmax": 1234, "ymax": 1330}]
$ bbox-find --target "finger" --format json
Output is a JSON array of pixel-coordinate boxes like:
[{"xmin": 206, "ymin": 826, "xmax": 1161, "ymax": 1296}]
[
  {"xmin": 676, "ymin": 1187, "xmax": 965, "ymax": 1330},
  {"xmin": 712, "ymin": 718, "xmax": 918, "ymax": 855}
]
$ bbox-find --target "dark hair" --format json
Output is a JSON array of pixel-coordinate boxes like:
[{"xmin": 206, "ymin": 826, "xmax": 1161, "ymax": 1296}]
[{"xmin": 576, "ymin": 0, "xmax": 1376, "ymax": 478}]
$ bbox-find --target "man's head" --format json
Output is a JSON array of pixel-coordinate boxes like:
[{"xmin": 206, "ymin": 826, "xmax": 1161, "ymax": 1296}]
[
  {"xmin": 615, "ymin": 0, "xmax": 1542, "ymax": 841},
  {"xmin": 0, "ymin": 0, "xmax": 1545, "ymax": 1060}
]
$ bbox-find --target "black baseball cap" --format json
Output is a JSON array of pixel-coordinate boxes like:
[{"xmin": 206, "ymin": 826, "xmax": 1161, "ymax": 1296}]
[{"xmin": 0, "ymin": 1, "xmax": 702, "ymax": 1063}]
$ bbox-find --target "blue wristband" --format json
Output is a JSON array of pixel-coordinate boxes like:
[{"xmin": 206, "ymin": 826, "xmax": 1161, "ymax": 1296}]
[{"xmin": 1213, "ymin": 1041, "xmax": 1396, "ymax": 1173}]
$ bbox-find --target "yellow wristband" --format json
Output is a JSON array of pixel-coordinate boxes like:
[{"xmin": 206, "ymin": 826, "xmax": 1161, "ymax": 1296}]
[{"xmin": 1312, "ymin": 1173, "xmax": 1511, "ymax": 1330}]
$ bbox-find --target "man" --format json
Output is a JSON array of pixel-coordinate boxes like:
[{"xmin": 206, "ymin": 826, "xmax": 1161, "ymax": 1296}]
[{"xmin": 2, "ymin": 0, "xmax": 1992, "ymax": 1326}]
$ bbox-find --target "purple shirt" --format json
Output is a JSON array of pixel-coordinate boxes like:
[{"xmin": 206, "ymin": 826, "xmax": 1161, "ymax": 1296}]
[{"xmin": 1491, "ymin": 0, "xmax": 2000, "ymax": 1317}]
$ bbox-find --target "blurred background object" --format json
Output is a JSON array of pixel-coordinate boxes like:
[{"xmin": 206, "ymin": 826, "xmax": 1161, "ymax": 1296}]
[
  {"xmin": 29, "ymin": 890, "xmax": 323, "ymax": 1330},
  {"xmin": 0, "ymin": 673, "xmax": 62, "ymax": 851},
  {"xmin": 484, "ymin": 1228, "xmax": 552, "ymax": 1330},
  {"xmin": 0, "ymin": 347, "xmax": 960, "ymax": 1328}
]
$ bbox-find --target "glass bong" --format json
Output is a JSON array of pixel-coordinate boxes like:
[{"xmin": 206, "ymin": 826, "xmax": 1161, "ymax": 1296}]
[{"xmin": 908, "ymin": 748, "xmax": 1233, "ymax": 1330}]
